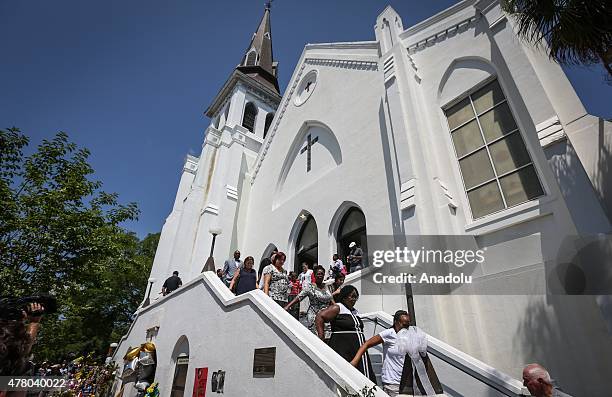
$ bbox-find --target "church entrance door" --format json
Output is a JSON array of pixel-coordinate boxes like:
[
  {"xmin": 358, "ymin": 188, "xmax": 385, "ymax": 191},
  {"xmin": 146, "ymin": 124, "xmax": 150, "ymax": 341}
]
[
  {"xmin": 337, "ymin": 208, "xmax": 367, "ymax": 271},
  {"xmin": 294, "ymin": 215, "xmax": 318, "ymax": 273}
]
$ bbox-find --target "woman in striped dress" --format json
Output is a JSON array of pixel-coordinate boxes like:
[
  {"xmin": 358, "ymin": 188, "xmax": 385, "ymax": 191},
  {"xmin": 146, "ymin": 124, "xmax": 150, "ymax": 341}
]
[{"xmin": 315, "ymin": 285, "xmax": 376, "ymax": 383}]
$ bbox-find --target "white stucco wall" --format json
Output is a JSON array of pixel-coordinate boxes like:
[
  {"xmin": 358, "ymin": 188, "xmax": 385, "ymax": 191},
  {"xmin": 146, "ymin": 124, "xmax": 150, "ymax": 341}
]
[
  {"xmin": 141, "ymin": 1, "xmax": 611, "ymax": 395},
  {"xmin": 112, "ymin": 273, "xmax": 386, "ymax": 397}
]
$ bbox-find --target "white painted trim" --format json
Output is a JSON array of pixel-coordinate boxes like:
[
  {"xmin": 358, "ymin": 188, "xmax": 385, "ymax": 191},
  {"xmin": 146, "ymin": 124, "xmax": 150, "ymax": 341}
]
[
  {"xmin": 406, "ymin": 14, "xmax": 480, "ymax": 54},
  {"xmin": 399, "ymin": 0, "xmax": 476, "ymax": 40},
  {"xmin": 202, "ymin": 203, "xmax": 219, "ymax": 215},
  {"xmin": 304, "ymin": 41, "xmax": 379, "ymax": 50},
  {"xmin": 464, "ymin": 196, "xmax": 556, "ymax": 235},
  {"xmin": 305, "ymin": 57, "xmax": 379, "ymax": 71},
  {"xmin": 183, "ymin": 155, "xmax": 199, "ymax": 175},
  {"xmin": 536, "ymin": 116, "xmax": 566, "ymax": 147},
  {"xmin": 252, "ymin": 55, "xmax": 379, "ymax": 183},
  {"xmin": 400, "ymin": 178, "xmax": 416, "ymax": 210},
  {"xmin": 488, "ymin": 14, "xmax": 507, "ymax": 30},
  {"xmin": 226, "ymin": 185, "xmax": 238, "ymax": 201}
]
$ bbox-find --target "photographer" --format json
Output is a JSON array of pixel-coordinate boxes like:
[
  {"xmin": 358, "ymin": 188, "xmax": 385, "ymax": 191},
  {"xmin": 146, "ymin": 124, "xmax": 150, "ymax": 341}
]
[{"xmin": 0, "ymin": 297, "xmax": 55, "ymax": 377}]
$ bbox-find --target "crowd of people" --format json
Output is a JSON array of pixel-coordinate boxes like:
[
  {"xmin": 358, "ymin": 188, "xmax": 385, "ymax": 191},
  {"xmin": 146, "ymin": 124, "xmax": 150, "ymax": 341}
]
[
  {"xmin": 3, "ymin": 248, "xmax": 576, "ymax": 397},
  {"xmin": 202, "ymin": 246, "xmax": 574, "ymax": 397},
  {"xmin": 29, "ymin": 358, "xmax": 116, "ymax": 396}
]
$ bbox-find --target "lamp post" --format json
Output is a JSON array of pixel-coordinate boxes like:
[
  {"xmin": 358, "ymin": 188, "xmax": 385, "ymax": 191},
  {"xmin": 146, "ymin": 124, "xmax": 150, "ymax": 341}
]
[
  {"xmin": 202, "ymin": 227, "xmax": 222, "ymax": 272},
  {"xmin": 143, "ymin": 277, "xmax": 156, "ymax": 308},
  {"xmin": 105, "ymin": 342, "xmax": 119, "ymax": 365}
]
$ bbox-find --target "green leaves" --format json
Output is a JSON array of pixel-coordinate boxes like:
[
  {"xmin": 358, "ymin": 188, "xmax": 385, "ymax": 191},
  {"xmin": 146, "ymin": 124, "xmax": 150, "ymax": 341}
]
[
  {"xmin": 502, "ymin": 0, "xmax": 612, "ymax": 79},
  {"xmin": 0, "ymin": 128, "xmax": 157, "ymax": 362}
]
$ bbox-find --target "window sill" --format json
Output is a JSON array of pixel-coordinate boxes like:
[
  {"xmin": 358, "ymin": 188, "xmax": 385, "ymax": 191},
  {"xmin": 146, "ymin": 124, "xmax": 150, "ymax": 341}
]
[{"xmin": 464, "ymin": 195, "xmax": 557, "ymax": 236}]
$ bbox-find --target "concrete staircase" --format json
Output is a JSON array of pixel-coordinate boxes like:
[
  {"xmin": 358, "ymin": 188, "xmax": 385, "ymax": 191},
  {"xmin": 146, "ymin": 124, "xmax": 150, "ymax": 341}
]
[{"xmin": 111, "ymin": 272, "xmax": 528, "ymax": 396}]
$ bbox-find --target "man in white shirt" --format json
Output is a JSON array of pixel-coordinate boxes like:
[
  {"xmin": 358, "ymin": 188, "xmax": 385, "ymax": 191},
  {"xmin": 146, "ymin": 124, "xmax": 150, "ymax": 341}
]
[
  {"xmin": 298, "ymin": 262, "xmax": 313, "ymax": 290},
  {"xmin": 330, "ymin": 253, "xmax": 345, "ymax": 277}
]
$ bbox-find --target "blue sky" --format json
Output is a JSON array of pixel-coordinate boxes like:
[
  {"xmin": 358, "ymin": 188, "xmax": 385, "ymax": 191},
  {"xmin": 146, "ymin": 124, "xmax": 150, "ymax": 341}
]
[{"xmin": 1, "ymin": 0, "xmax": 610, "ymax": 238}]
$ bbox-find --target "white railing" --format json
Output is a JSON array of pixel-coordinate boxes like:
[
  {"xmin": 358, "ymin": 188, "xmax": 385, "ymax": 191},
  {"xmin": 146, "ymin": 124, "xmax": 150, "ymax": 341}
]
[
  {"xmin": 359, "ymin": 311, "xmax": 529, "ymax": 397},
  {"xmin": 113, "ymin": 272, "xmax": 389, "ymax": 397}
]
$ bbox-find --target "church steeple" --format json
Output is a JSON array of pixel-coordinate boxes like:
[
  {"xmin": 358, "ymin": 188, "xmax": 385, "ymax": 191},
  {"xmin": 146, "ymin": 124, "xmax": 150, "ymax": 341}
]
[{"xmin": 236, "ymin": 3, "xmax": 279, "ymax": 94}]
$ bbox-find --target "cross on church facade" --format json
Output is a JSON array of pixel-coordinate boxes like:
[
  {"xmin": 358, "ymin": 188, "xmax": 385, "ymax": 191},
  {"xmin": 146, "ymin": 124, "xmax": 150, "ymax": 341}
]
[{"xmin": 299, "ymin": 133, "xmax": 318, "ymax": 172}]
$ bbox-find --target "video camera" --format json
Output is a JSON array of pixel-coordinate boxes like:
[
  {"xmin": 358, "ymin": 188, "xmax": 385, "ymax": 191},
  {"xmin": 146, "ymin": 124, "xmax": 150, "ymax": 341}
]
[{"xmin": 0, "ymin": 295, "xmax": 57, "ymax": 321}]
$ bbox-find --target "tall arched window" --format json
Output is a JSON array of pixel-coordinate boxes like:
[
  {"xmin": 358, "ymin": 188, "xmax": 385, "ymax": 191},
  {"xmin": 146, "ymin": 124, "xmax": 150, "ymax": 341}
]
[
  {"xmin": 264, "ymin": 112, "xmax": 274, "ymax": 138},
  {"xmin": 170, "ymin": 337, "xmax": 190, "ymax": 397},
  {"xmin": 294, "ymin": 215, "xmax": 318, "ymax": 273},
  {"xmin": 337, "ymin": 207, "xmax": 367, "ymax": 270},
  {"xmin": 245, "ymin": 50, "xmax": 258, "ymax": 66},
  {"xmin": 444, "ymin": 79, "xmax": 544, "ymax": 219},
  {"xmin": 242, "ymin": 102, "xmax": 257, "ymax": 133}
]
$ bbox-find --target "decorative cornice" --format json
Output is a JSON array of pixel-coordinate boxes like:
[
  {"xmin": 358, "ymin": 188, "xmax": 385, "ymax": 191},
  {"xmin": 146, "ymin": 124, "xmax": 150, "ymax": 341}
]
[
  {"xmin": 400, "ymin": 0, "xmax": 477, "ymax": 40},
  {"xmin": 406, "ymin": 14, "xmax": 480, "ymax": 55},
  {"xmin": 183, "ymin": 155, "xmax": 199, "ymax": 175},
  {"xmin": 204, "ymin": 127, "xmax": 222, "ymax": 148},
  {"xmin": 304, "ymin": 41, "xmax": 379, "ymax": 50},
  {"xmin": 304, "ymin": 57, "xmax": 378, "ymax": 71},
  {"xmin": 206, "ymin": 70, "xmax": 282, "ymax": 118}
]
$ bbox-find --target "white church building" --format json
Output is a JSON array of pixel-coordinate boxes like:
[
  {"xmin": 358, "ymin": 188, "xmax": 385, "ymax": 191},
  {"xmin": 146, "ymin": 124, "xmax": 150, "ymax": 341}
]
[{"xmin": 112, "ymin": 1, "xmax": 612, "ymax": 396}]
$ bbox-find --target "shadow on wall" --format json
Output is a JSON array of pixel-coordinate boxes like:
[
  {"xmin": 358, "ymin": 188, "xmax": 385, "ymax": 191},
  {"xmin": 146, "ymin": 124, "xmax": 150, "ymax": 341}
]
[
  {"xmin": 514, "ymin": 294, "xmax": 612, "ymax": 397},
  {"xmin": 478, "ymin": 14, "xmax": 612, "ymax": 397}
]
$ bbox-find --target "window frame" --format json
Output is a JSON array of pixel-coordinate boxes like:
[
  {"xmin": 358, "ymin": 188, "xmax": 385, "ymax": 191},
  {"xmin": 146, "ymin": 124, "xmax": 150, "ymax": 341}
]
[
  {"xmin": 242, "ymin": 102, "xmax": 258, "ymax": 133},
  {"xmin": 442, "ymin": 76, "xmax": 546, "ymax": 220}
]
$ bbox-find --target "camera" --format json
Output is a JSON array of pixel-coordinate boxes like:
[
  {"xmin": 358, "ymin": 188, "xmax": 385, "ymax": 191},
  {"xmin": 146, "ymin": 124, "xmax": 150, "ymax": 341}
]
[{"xmin": 0, "ymin": 295, "xmax": 57, "ymax": 321}]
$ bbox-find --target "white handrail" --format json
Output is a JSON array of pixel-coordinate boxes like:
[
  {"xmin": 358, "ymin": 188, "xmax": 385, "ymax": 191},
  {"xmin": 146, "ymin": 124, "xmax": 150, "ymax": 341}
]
[
  {"xmin": 113, "ymin": 272, "xmax": 389, "ymax": 397},
  {"xmin": 359, "ymin": 311, "xmax": 528, "ymax": 396}
]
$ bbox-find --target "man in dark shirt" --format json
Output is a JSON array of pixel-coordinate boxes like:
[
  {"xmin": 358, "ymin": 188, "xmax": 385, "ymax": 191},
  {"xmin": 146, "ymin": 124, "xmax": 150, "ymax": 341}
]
[
  {"xmin": 347, "ymin": 242, "xmax": 364, "ymax": 272},
  {"xmin": 162, "ymin": 271, "xmax": 182, "ymax": 296}
]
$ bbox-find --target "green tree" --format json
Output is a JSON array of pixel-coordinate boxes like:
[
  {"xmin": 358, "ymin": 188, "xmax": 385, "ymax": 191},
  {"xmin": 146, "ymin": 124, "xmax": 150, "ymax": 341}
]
[
  {"xmin": 0, "ymin": 127, "xmax": 158, "ymax": 362},
  {"xmin": 502, "ymin": 0, "xmax": 612, "ymax": 79}
]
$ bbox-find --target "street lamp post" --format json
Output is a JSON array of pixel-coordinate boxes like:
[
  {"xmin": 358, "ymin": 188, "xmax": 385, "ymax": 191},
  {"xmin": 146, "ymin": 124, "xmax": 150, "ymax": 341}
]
[
  {"xmin": 105, "ymin": 342, "xmax": 119, "ymax": 365},
  {"xmin": 143, "ymin": 277, "xmax": 156, "ymax": 307},
  {"xmin": 202, "ymin": 227, "xmax": 222, "ymax": 272}
]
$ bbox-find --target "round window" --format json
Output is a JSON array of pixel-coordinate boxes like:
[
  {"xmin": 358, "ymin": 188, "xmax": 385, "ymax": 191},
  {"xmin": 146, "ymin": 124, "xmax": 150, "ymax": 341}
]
[{"xmin": 294, "ymin": 70, "xmax": 318, "ymax": 106}]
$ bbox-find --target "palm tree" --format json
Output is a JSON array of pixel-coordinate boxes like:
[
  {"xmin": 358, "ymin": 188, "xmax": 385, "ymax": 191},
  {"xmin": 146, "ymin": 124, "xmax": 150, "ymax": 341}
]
[{"xmin": 501, "ymin": 0, "xmax": 612, "ymax": 79}]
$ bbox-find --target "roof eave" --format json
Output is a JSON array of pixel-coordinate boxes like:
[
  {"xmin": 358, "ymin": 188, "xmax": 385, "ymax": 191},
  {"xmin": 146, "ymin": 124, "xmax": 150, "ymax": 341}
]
[{"xmin": 205, "ymin": 70, "xmax": 282, "ymax": 118}]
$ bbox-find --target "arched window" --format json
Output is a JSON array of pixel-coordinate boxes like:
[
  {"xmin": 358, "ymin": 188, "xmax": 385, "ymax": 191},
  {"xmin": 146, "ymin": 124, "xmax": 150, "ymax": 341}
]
[
  {"xmin": 444, "ymin": 79, "xmax": 544, "ymax": 219},
  {"xmin": 171, "ymin": 337, "xmax": 190, "ymax": 397},
  {"xmin": 294, "ymin": 214, "xmax": 318, "ymax": 273},
  {"xmin": 264, "ymin": 112, "xmax": 274, "ymax": 138},
  {"xmin": 337, "ymin": 207, "xmax": 367, "ymax": 271},
  {"xmin": 245, "ymin": 50, "xmax": 258, "ymax": 66},
  {"xmin": 242, "ymin": 102, "xmax": 257, "ymax": 132}
]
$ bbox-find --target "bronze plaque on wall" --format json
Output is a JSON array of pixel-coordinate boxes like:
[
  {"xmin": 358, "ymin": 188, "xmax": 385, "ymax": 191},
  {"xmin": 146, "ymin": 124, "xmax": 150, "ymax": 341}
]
[{"xmin": 253, "ymin": 347, "xmax": 276, "ymax": 377}]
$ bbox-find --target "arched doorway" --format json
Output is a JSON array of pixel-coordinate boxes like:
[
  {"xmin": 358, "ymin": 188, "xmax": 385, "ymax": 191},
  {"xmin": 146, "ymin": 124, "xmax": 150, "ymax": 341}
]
[
  {"xmin": 294, "ymin": 214, "xmax": 318, "ymax": 273},
  {"xmin": 170, "ymin": 336, "xmax": 190, "ymax": 397},
  {"xmin": 337, "ymin": 207, "xmax": 367, "ymax": 271}
]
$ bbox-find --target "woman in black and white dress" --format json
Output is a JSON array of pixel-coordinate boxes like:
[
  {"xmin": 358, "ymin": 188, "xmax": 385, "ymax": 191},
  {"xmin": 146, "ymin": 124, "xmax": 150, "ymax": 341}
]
[
  {"xmin": 284, "ymin": 265, "xmax": 332, "ymax": 334},
  {"xmin": 315, "ymin": 285, "xmax": 376, "ymax": 383}
]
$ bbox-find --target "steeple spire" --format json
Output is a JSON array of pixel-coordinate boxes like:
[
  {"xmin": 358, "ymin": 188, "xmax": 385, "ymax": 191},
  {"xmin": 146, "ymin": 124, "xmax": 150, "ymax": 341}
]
[{"xmin": 237, "ymin": 3, "xmax": 279, "ymax": 94}]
